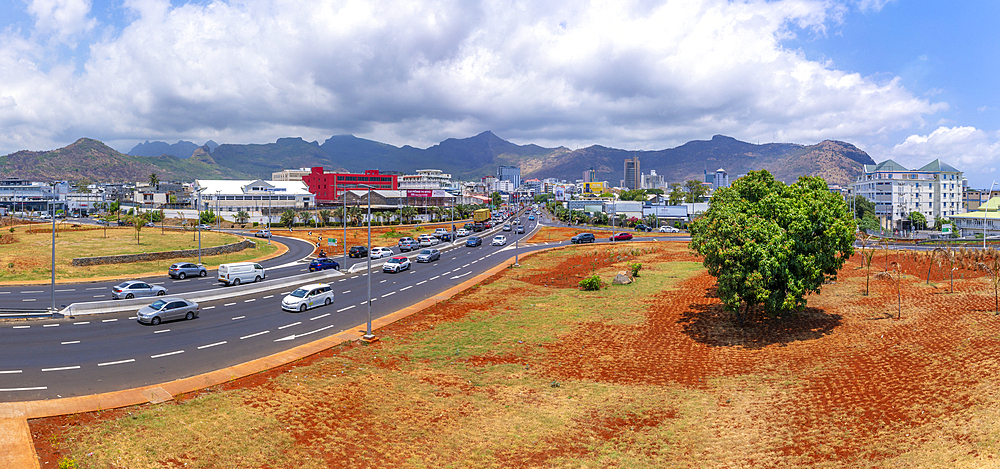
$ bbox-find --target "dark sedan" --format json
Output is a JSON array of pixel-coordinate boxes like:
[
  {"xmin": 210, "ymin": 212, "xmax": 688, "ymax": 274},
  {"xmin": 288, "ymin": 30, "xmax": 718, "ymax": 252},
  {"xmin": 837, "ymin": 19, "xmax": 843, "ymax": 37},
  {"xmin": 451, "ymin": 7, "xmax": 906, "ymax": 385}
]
[
  {"xmin": 466, "ymin": 236, "xmax": 482, "ymax": 247},
  {"xmin": 349, "ymin": 246, "xmax": 368, "ymax": 258},
  {"xmin": 571, "ymin": 233, "xmax": 596, "ymax": 244},
  {"xmin": 309, "ymin": 258, "xmax": 341, "ymax": 272},
  {"xmin": 610, "ymin": 232, "xmax": 634, "ymax": 241}
]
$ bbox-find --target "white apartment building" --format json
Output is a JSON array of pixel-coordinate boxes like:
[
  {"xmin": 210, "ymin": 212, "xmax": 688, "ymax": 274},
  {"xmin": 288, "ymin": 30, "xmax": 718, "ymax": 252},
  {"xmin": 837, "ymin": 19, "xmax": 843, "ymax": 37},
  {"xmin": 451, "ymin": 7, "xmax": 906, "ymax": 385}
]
[
  {"xmin": 399, "ymin": 169, "xmax": 457, "ymax": 190},
  {"xmin": 850, "ymin": 159, "xmax": 964, "ymax": 229},
  {"xmin": 193, "ymin": 179, "xmax": 314, "ymax": 213},
  {"xmin": 271, "ymin": 168, "xmax": 312, "ymax": 181}
]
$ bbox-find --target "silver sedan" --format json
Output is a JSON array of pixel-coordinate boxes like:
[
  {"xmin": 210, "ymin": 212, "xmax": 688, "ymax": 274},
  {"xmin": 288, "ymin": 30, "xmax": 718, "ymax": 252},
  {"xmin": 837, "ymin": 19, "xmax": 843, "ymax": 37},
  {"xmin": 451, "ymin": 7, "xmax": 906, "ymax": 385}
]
[
  {"xmin": 137, "ymin": 298, "xmax": 199, "ymax": 325},
  {"xmin": 112, "ymin": 280, "xmax": 167, "ymax": 299}
]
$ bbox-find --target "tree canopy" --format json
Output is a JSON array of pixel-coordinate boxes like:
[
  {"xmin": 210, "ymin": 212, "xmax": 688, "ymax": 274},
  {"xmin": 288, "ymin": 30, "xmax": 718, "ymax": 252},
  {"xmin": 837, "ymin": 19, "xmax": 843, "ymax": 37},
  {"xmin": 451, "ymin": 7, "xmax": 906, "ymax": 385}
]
[
  {"xmin": 844, "ymin": 195, "xmax": 875, "ymax": 220},
  {"xmin": 908, "ymin": 211, "xmax": 927, "ymax": 230},
  {"xmin": 689, "ymin": 170, "xmax": 856, "ymax": 323}
]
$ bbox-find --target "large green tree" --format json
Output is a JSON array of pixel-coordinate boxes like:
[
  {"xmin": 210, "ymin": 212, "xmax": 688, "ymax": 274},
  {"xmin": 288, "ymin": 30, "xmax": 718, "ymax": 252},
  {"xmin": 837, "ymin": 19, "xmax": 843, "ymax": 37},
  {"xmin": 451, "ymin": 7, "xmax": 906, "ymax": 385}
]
[
  {"xmin": 844, "ymin": 195, "xmax": 875, "ymax": 220},
  {"xmin": 689, "ymin": 170, "xmax": 856, "ymax": 324},
  {"xmin": 684, "ymin": 180, "xmax": 708, "ymax": 203},
  {"xmin": 908, "ymin": 211, "xmax": 927, "ymax": 230}
]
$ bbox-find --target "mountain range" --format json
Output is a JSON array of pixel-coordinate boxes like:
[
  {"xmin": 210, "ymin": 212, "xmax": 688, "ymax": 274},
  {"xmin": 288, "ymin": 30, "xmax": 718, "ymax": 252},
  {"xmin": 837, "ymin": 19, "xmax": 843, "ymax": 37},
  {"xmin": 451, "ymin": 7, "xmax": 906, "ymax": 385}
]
[{"xmin": 0, "ymin": 132, "xmax": 875, "ymax": 186}]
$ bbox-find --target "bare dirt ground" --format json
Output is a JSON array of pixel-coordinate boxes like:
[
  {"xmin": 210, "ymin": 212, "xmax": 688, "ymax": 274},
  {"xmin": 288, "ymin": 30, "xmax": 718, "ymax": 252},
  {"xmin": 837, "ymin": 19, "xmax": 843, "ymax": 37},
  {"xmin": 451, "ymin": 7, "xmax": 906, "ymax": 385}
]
[{"xmin": 28, "ymin": 243, "xmax": 1000, "ymax": 468}]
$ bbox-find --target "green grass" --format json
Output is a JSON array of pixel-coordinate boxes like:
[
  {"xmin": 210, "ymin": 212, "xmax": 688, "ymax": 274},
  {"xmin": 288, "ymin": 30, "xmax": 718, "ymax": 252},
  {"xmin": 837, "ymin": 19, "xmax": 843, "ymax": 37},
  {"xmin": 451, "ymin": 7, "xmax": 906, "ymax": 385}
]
[{"xmin": 0, "ymin": 225, "xmax": 276, "ymax": 282}]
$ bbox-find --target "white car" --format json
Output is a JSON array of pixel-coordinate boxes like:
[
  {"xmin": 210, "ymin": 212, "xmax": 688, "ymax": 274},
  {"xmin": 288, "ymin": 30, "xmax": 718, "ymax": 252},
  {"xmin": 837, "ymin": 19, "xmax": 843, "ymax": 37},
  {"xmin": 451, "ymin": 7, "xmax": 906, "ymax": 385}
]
[
  {"xmin": 456, "ymin": 228, "xmax": 470, "ymax": 237},
  {"xmin": 658, "ymin": 226, "xmax": 680, "ymax": 233},
  {"xmin": 282, "ymin": 283, "xmax": 334, "ymax": 312},
  {"xmin": 418, "ymin": 235, "xmax": 439, "ymax": 247},
  {"xmin": 433, "ymin": 228, "xmax": 449, "ymax": 238},
  {"xmin": 370, "ymin": 247, "xmax": 394, "ymax": 259},
  {"xmin": 491, "ymin": 235, "xmax": 507, "ymax": 246}
]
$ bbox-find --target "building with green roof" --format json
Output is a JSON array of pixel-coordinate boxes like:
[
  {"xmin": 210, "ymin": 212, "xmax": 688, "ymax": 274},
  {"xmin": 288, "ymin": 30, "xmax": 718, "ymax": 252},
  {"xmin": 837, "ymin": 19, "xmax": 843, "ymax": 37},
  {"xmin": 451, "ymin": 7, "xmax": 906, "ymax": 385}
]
[
  {"xmin": 949, "ymin": 197, "xmax": 1000, "ymax": 237},
  {"xmin": 850, "ymin": 158, "xmax": 964, "ymax": 231}
]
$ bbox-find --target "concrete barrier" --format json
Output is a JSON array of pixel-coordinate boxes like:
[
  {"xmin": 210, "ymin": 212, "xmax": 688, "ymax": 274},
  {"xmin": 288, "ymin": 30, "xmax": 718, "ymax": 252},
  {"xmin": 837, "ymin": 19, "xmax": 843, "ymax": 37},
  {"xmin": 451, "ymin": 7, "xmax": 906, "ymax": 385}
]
[{"xmin": 71, "ymin": 239, "xmax": 256, "ymax": 266}]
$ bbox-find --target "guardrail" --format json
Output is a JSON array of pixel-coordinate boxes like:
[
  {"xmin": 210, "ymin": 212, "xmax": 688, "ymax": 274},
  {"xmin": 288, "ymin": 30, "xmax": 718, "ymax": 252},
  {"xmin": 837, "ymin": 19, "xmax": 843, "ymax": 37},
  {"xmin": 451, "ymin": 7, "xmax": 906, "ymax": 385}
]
[
  {"xmin": 60, "ymin": 269, "xmax": 348, "ymax": 317},
  {"xmin": 0, "ymin": 308, "xmax": 56, "ymax": 319}
]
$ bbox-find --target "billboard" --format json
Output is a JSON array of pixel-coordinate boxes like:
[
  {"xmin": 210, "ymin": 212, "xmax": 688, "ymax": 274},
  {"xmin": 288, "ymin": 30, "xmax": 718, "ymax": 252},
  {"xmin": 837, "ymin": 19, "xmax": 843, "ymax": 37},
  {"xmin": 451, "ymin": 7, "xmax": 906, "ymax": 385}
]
[
  {"xmin": 406, "ymin": 189, "xmax": 450, "ymax": 198},
  {"xmin": 582, "ymin": 182, "xmax": 605, "ymax": 194},
  {"xmin": 642, "ymin": 205, "xmax": 688, "ymax": 218}
]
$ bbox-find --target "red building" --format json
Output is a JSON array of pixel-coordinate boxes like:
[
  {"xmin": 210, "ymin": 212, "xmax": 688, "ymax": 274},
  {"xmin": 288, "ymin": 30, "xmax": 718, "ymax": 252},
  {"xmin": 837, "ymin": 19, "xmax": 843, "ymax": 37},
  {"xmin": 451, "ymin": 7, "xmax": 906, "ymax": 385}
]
[{"xmin": 302, "ymin": 167, "xmax": 398, "ymax": 204}]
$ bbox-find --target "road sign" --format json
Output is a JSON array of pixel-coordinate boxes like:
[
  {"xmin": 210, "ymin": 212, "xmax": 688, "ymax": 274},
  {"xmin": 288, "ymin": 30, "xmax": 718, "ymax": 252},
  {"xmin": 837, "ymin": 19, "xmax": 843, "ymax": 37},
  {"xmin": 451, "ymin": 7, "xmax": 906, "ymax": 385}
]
[{"xmin": 327, "ymin": 238, "xmax": 337, "ymax": 246}]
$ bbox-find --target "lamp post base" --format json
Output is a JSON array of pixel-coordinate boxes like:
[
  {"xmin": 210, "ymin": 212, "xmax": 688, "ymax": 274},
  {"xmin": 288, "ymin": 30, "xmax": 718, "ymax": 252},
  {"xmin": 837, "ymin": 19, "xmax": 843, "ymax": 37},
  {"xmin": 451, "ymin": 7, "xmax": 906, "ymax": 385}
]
[{"xmin": 360, "ymin": 334, "xmax": 379, "ymax": 344}]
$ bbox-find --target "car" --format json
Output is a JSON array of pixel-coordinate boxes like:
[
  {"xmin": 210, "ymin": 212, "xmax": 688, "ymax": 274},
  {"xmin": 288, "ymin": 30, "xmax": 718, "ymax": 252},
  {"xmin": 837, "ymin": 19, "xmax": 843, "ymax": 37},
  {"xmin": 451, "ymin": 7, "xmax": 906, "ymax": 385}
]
[
  {"xmin": 418, "ymin": 235, "xmax": 439, "ymax": 247},
  {"xmin": 382, "ymin": 256, "xmax": 411, "ymax": 273},
  {"xmin": 492, "ymin": 235, "xmax": 507, "ymax": 246},
  {"xmin": 397, "ymin": 237, "xmax": 416, "ymax": 249},
  {"xmin": 349, "ymin": 246, "xmax": 369, "ymax": 258},
  {"xmin": 516, "ymin": 225, "xmax": 525, "ymax": 234},
  {"xmin": 463, "ymin": 223, "xmax": 475, "ymax": 231},
  {"xmin": 281, "ymin": 283, "xmax": 334, "ymax": 312},
  {"xmin": 502, "ymin": 224, "xmax": 512, "ymax": 232},
  {"xmin": 484, "ymin": 221, "xmax": 493, "ymax": 229},
  {"xmin": 635, "ymin": 224, "xmax": 652, "ymax": 232},
  {"xmin": 433, "ymin": 228, "xmax": 449, "ymax": 238},
  {"xmin": 168, "ymin": 262, "xmax": 206, "ymax": 279},
  {"xmin": 415, "ymin": 248, "xmax": 441, "ymax": 263},
  {"xmin": 254, "ymin": 230, "xmax": 272, "ymax": 238},
  {"xmin": 571, "ymin": 233, "xmax": 596, "ymax": 244},
  {"xmin": 610, "ymin": 232, "xmax": 634, "ymax": 241},
  {"xmin": 658, "ymin": 225, "xmax": 680, "ymax": 233},
  {"xmin": 137, "ymin": 298, "xmax": 199, "ymax": 325},
  {"xmin": 466, "ymin": 236, "xmax": 482, "ymax": 247},
  {"xmin": 528, "ymin": 215, "xmax": 535, "ymax": 220},
  {"xmin": 370, "ymin": 247, "xmax": 394, "ymax": 259},
  {"xmin": 144, "ymin": 222, "xmax": 155, "ymax": 227},
  {"xmin": 96, "ymin": 219, "xmax": 110, "ymax": 226},
  {"xmin": 473, "ymin": 223, "xmax": 485, "ymax": 232},
  {"xmin": 398, "ymin": 239, "xmax": 419, "ymax": 252},
  {"xmin": 309, "ymin": 257, "xmax": 340, "ymax": 272},
  {"xmin": 456, "ymin": 228, "xmax": 470, "ymax": 237},
  {"xmin": 112, "ymin": 280, "xmax": 167, "ymax": 299},
  {"xmin": 196, "ymin": 224, "xmax": 211, "ymax": 230}
]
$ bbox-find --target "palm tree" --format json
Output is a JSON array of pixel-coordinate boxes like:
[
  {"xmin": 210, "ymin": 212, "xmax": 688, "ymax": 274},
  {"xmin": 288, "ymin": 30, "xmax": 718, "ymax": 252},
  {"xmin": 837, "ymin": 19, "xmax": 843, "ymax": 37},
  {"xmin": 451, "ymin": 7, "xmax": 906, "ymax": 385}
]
[
  {"xmin": 318, "ymin": 209, "xmax": 333, "ymax": 226},
  {"xmin": 348, "ymin": 205, "xmax": 364, "ymax": 226},
  {"xmin": 297, "ymin": 211, "xmax": 312, "ymax": 226},
  {"xmin": 148, "ymin": 173, "xmax": 159, "ymax": 189},
  {"xmin": 401, "ymin": 206, "xmax": 418, "ymax": 224},
  {"xmin": 235, "ymin": 210, "xmax": 250, "ymax": 224}
]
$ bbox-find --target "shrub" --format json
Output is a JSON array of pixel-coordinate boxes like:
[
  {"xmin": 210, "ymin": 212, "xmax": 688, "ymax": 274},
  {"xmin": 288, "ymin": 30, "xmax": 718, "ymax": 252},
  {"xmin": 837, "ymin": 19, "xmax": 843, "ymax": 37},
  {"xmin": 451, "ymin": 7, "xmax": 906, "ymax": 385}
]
[
  {"xmin": 628, "ymin": 262, "xmax": 642, "ymax": 277},
  {"xmin": 579, "ymin": 274, "xmax": 602, "ymax": 291},
  {"xmin": 252, "ymin": 222, "xmax": 259, "ymax": 227}
]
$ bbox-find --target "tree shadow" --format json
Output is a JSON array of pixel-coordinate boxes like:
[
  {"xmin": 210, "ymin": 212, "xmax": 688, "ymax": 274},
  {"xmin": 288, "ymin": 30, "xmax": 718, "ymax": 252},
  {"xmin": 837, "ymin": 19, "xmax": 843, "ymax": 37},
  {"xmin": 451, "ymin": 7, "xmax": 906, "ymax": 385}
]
[{"xmin": 679, "ymin": 286, "xmax": 842, "ymax": 349}]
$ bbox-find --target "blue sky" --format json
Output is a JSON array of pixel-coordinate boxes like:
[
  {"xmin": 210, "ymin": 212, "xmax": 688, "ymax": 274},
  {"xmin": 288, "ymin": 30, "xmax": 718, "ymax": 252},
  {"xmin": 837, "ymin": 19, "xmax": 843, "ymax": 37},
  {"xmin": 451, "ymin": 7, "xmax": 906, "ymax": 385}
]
[{"xmin": 0, "ymin": 0, "xmax": 998, "ymax": 187}]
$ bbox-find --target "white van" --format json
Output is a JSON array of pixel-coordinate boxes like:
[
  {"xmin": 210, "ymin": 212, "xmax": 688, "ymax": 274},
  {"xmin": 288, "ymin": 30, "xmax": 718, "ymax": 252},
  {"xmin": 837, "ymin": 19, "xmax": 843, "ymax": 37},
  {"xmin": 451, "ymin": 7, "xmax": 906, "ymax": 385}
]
[{"xmin": 218, "ymin": 262, "xmax": 265, "ymax": 286}]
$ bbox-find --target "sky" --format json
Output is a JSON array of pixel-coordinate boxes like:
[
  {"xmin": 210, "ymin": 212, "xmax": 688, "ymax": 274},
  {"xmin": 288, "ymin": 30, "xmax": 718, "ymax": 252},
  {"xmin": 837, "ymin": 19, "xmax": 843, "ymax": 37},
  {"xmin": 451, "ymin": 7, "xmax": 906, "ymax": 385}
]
[{"xmin": 1, "ymin": 0, "xmax": 998, "ymax": 187}]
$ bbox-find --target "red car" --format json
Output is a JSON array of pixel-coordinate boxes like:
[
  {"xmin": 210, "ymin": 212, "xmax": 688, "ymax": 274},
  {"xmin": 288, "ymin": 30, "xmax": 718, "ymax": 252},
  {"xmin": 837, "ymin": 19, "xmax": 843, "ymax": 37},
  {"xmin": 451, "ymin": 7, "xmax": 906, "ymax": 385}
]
[{"xmin": 610, "ymin": 232, "xmax": 633, "ymax": 241}]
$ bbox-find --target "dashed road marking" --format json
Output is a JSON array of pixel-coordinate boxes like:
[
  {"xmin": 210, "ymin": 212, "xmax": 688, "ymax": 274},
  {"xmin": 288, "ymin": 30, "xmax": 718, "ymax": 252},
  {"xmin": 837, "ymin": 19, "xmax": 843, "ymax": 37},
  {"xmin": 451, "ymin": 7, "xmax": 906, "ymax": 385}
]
[
  {"xmin": 224, "ymin": 302, "xmax": 236, "ymax": 307},
  {"xmin": 232, "ymin": 316, "xmax": 245, "ymax": 320},
  {"xmin": 310, "ymin": 313, "xmax": 330, "ymax": 321},
  {"xmin": 337, "ymin": 305, "xmax": 355, "ymax": 312},
  {"xmin": 98, "ymin": 359, "xmax": 135, "ymax": 367},
  {"xmin": 197, "ymin": 341, "xmax": 227, "ymax": 350},
  {"xmin": 202, "ymin": 306, "xmax": 215, "ymax": 310},
  {"xmin": 381, "ymin": 291, "xmax": 396, "ymax": 298},
  {"xmin": 278, "ymin": 322, "xmax": 301, "ymax": 330},
  {"xmin": 42, "ymin": 366, "xmax": 80, "ymax": 372},
  {"xmin": 151, "ymin": 350, "xmax": 184, "ymax": 359},
  {"xmin": 240, "ymin": 330, "xmax": 269, "ymax": 340},
  {"xmin": 154, "ymin": 329, "xmax": 170, "ymax": 334},
  {"xmin": 60, "ymin": 341, "xmax": 80, "ymax": 345}
]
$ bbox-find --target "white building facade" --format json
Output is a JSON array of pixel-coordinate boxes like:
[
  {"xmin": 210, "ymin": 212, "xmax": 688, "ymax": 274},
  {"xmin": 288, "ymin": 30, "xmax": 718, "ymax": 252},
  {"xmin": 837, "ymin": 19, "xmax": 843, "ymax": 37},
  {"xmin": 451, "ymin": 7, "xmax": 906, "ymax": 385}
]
[
  {"xmin": 399, "ymin": 169, "xmax": 457, "ymax": 190},
  {"xmin": 850, "ymin": 159, "xmax": 964, "ymax": 229}
]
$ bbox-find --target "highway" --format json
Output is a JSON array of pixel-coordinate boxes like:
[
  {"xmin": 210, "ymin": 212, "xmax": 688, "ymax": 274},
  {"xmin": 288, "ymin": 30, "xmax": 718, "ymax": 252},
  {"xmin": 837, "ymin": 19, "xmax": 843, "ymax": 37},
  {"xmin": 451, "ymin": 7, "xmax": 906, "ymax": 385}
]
[{"xmin": 0, "ymin": 210, "xmax": 691, "ymax": 402}]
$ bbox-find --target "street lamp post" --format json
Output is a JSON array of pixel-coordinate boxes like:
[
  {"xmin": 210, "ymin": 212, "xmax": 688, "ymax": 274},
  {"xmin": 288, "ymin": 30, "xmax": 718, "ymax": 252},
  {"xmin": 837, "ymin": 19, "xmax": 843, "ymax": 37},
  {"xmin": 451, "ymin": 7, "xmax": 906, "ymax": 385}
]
[
  {"xmin": 359, "ymin": 184, "xmax": 376, "ymax": 340},
  {"xmin": 216, "ymin": 190, "xmax": 221, "ymax": 230},
  {"xmin": 196, "ymin": 187, "xmax": 206, "ymax": 264},
  {"xmin": 343, "ymin": 188, "xmax": 348, "ymax": 271},
  {"xmin": 49, "ymin": 195, "xmax": 56, "ymax": 311},
  {"xmin": 986, "ymin": 180, "xmax": 997, "ymax": 249}
]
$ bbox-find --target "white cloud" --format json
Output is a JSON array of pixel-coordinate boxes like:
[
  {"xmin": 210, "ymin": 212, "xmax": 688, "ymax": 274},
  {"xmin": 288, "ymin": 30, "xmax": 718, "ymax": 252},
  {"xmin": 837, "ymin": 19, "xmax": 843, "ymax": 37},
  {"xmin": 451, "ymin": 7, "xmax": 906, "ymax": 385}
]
[
  {"xmin": 853, "ymin": 0, "xmax": 896, "ymax": 13},
  {"xmin": 27, "ymin": 0, "xmax": 96, "ymax": 44},
  {"xmin": 889, "ymin": 126, "xmax": 1000, "ymax": 179},
  {"xmin": 0, "ymin": 0, "xmax": 947, "ymax": 157}
]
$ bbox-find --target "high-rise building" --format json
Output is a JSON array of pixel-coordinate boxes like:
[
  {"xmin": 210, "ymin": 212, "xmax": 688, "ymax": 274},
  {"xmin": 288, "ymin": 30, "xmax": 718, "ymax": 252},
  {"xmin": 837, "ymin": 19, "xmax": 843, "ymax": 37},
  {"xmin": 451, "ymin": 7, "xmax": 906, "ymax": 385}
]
[
  {"xmin": 497, "ymin": 165, "xmax": 521, "ymax": 190},
  {"xmin": 850, "ymin": 159, "xmax": 964, "ymax": 230},
  {"xmin": 624, "ymin": 156, "xmax": 640, "ymax": 190},
  {"xmin": 641, "ymin": 170, "xmax": 664, "ymax": 190},
  {"xmin": 583, "ymin": 168, "xmax": 597, "ymax": 183}
]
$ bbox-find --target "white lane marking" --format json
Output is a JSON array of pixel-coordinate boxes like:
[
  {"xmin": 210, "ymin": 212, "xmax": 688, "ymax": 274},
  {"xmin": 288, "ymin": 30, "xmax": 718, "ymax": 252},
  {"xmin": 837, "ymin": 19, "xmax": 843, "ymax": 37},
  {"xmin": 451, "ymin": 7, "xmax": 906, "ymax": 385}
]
[
  {"xmin": 310, "ymin": 313, "xmax": 330, "ymax": 321},
  {"xmin": 129, "ymin": 316, "xmax": 137, "ymax": 320},
  {"xmin": 43, "ymin": 324, "xmax": 58, "ymax": 327},
  {"xmin": 416, "ymin": 280, "xmax": 427, "ymax": 285},
  {"xmin": 0, "ymin": 292, "xmax": 8, "ymax": 294},
  {"xmin": 86, "ymin": 287, "xmax": 104, "ymax": 290},
  {"xmin": 151, "ymin": 350, "xmax": 184, "ymax": 359},
  {"xmin": 240, "ymin": 330, "xmax": 269, "ymax": 340},
  {"xmin": 381, "ymin": 291, "xmax": 396, "ymax": 298},
  {"xmin": 244, "ymin": 298, "xmax": 256, "ymax": 303},
  {"xmin": 42, "ymin": 366, "xmax": 80, "ymax": 372},
  {"xmin": 197, "ymin": 341, "xmax": 227, "ymax": 350},
  {"xmin": 73, "ymin": 322, "xmax": 90, "ymax": 325},
  {"xmin": 451, "ymin": 271, "xmax": 472, "ymax": 279},
  {"xmin": 278, "ymin": 322, "xmax": 301, "ymax": 330},
  {"xmin": 224, "ymin": 302, "xmax": 236, "ymax": 306},
  {"xmin": 13, "ymin": 325, "xmax": 29, "ymax": 329},
  {"xmin": 337, "ymin": 305, "xmax": 355, "ymax": 312},
  {"xmin": 274, "ymin": 324, "xmax": 337, "ymax": 342},
  {"xmin": 471, "ymin": 260, "xmax": 478, "ymax": 264},
  {"xmin": 154, "ymin": 329, "xmax": 170, "ymax": 334},
  {"xmin": 61, "ymin": 341, "xmax": 80, "ymax": 345},
  {"xmin": 54, "ymin": 289, "xmax": 75, "ymax": 292},
  {"xmin": 263, "ymin": 295, "xmax": 274, "ymax": 299},
  {"xmin": 400, "ymin": 285, "xmax": 412, "ymax": 291},
  {"xmin": 232, "ymin": 316, "xmax": 245, "ymax": 320},
  {"xmin": 0, "ymin": 370, "xmax": 23, "ymax": 374},
  {"xmin": 174, "ymin": 279, "xmax": 191, "ymax": 283},
  {"xmin": 379, "ymin": 279, "xmax": 387, "ymax": 284},
  {"xmin": 202, "ymin": 306, "xmax": 215, "ymax": 310},
  {"xmin": 462, "ymin": 264, "xmax": 470, "ymax": 268},
  {"xmin": 342, "ymin": 290, "xmax": 351, "ymax": 294},
  {"xmin": 101, "ymin": 319, "xmax": 117, "ymax": 323},
  {"xmin": 93, "ymin": 295, "xmax": 103, "ymax": 298},
  {"xmin": 0, "ymin": 387, "xmax": 47, "ymax": 392},
  {"xmin": 22, "ymin": 299, "xmax": 36, "ymax": 302},
  {"xmin": 20, "ymin": 290, "xmax": 43, "ymax": 294},
  {"xmin": 98, "ymin": 359, "xmax": 135, "ymax": 367},
  {"xmin": 281, "ymin": 291, "xmax": 291, "ymax": 295},
  {"xmin": 430, "ymin": 276, "xmax": 440, "ymax": 280}
]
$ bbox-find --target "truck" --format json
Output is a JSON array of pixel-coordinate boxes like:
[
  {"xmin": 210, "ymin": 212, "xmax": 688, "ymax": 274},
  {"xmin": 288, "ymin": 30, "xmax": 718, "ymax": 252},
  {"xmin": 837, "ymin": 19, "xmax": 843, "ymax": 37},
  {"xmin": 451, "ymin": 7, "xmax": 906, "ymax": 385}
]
[{"xmin": 473, "ymin": 209, "xmax": 490, "ymax": 223}]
